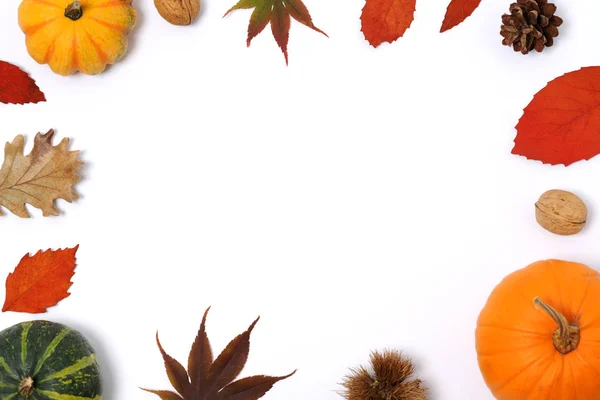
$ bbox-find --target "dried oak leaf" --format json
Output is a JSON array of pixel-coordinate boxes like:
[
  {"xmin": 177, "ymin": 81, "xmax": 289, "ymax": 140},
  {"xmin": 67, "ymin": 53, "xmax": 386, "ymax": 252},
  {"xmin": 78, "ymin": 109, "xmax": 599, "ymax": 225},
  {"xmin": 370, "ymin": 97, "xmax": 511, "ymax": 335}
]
[
  {"xmin": 224, "ymin": 0, "xmax": 327, "ymax": 64},
  {"xmin": 142, "ymin": 307, "xmax": 295, "ymax": 400},
  {"xmin": 440, "ymin": 0, "xmax": 481, "ymax": 32},
  {"xmin": 361, "ymin": 0, "xmax": 416, "ymax": 47},
  {"xmin": 341, "ymin": 349, "xmax": 427, "ymax": 400},
  {"xmin": 512, "ymin": 67, "xmax": 600, "ymax": 166},
  {"xmin": 0, "ymin": 130, "xmax": 82, "ymax": 217},
  {"xmin": 0, "ymin": 61, "xmax": 46, "ymax": 105},
  {"xmin": 3, "ymin": 245, "xmax": 79, "ymax": 313}
]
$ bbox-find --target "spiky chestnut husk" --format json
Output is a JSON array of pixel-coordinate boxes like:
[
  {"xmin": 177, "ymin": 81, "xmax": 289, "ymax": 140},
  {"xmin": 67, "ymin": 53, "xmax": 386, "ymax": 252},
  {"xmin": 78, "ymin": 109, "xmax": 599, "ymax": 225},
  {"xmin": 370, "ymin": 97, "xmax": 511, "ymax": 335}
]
[{"xmin": 341, "ymin": 349, "xmax": 428, "ymax": 400}]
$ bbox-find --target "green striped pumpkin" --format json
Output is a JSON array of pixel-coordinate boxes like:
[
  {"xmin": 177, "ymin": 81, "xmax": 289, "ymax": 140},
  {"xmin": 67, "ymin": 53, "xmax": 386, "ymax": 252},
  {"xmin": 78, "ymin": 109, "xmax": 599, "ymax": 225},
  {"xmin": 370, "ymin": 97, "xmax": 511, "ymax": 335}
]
[{"xmin": 0, "ymin": 320, "xmax": 101, "ymax": 400}]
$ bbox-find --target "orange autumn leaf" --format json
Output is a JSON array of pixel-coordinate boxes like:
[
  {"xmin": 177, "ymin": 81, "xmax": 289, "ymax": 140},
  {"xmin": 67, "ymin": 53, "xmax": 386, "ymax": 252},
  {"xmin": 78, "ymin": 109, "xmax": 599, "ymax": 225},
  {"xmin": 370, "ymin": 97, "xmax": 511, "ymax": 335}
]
[
  {"xmin": 513, "ymin": 67, "xmax": 600, "ymax": 166},
  {"xmin": 3, "ymin": 246, "xmax": 79, "ymax": 313},
  {"xmin": 440, "ymin": 0, "xmax": 481, "ymax": 32},
  {"xmin": 361, "ymin": 0, "xmax": 416, "ymax": 47}
]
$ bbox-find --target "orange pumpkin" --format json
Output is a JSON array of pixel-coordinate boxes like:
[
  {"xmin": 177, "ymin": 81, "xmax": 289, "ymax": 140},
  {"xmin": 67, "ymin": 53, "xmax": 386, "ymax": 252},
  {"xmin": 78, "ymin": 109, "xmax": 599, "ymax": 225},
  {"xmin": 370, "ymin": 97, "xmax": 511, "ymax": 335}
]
[
  {"xmin": 476, "ymin": 259, "xmax": 600, "ymax": 399},
  {"xmin": 18, "ymin": 0, "xmax": 136, "ymax": 76}
]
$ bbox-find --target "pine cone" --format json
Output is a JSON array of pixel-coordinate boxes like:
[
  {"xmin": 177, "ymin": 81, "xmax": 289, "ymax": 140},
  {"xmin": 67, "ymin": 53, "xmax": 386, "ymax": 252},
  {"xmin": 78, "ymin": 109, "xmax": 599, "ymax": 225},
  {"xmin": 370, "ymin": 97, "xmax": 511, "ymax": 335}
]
[{"xmin": 500, "ymin": 0, "xmax": 563, "ymax": 54}]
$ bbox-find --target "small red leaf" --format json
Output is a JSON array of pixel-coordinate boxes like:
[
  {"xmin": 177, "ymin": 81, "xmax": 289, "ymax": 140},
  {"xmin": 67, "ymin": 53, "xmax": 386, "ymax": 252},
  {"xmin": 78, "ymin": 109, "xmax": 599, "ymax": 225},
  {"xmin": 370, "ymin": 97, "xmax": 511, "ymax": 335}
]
[
  {"xmin": 217, "ymin": 372, "xmax": 296, "ymax": 400},
  {"xmin": 141, "ymin": 389, "xmax": 183, "ymax": 400},
  {"xmin": 512, "ymin": 67, "xmax": 600, "ymax": 166},
  {"xmin": 189, "ymin": 307, "xmax": 213, "ymax": 391},
  {"xmin": 156, "ymin": 333, "xmax": 192, "ymax": 397},
  {"xmin": 440, "ymin": 0, "xmax": 481, "ymax": 32},
  {"xmin": 3, "ymin": 246, "xmax": 78, "ymax": 313},
  {"xmin": 245, "ymin": 2, "xmax": 273, "ymax": 47},
  {"xmin": 204, "ymin": 317, "xmax": 260, "ymax": 396},
  {"xmin": 271, "ymin": 0, "xmax": 292, "ymax": 64},
  {"xmin": 361, "ymin": 0, "xmax": 416, "ymax": 48},
  {"xmin": 284, "ymin": 0, "xmax": 327, "ymax": 36},
  {"xmin": 0, "ymin": 61, "xmax": 46, "ymax": 105}
]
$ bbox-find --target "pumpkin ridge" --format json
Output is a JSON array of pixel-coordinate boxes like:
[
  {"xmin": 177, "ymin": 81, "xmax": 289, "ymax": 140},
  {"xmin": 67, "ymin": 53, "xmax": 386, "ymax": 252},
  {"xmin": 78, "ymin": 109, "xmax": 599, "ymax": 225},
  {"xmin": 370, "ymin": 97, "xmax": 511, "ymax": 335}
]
[
  {"xmin": 28, "ymin": 0, "xmax": 62, "ymax": 8},
  {"xmin": 525, "ymin": 353, "xmax": 557, "ymax": 399},
  {"xmin": 491, "ymin": 353, "xmax": 548, "ymax": 392},
  {"xmin": 21, "ymin": 321, "xmax": 32, "ymax": 371},
  {"xmin": 568, "ymin": 357, "xmax": 578, "ymax": 399},
  {"xmin": 550, "ymin": 355, "xmax": 564, "ymax": 396},
  {"xmin": 0, "ymin": 357, "xmax": 18, "ymax": 379},
  {"xmin": 71, "ymin": 32, "xmax": 79, "ymax": 73},
  {"xmin": 40, "ymin": 354, "xmax": 97, "ymax": 383},
  {"xmin": 476, "ymin": 341, "xmax": 548, "ymax": 357},
  {"xmin": 83, "ymin": 30, "xmax": 108, "ymax": 65},
  {"xmin": 574, "ymin": 350, "xmax": 600, "ymax": 380},
  {"xmin": 87, "ymin": 0, "xmax": 131, "ymax": 10},
  {"xmin": 44, "ymin": 38, "xmax": 57, "ymax": 66},
  {"xmin": 477, "ymin": 325, "xmax": 547, "ymax": 336},
  {"xmin": 549, "ymin": 261, "xmax": 568, "ymax": 317},
  {"xmin": 85, "ymin": 16, "xmax": 126, "ymax": 33},
  {"xmin": 35, "ymin": 389, "xmax": 101, "ymax": 399},
  {"xmin": 574, "ymin": 277, "xmax": 593, "ymax": 321},
  {"xmin": 546, "ymin": 352, "xmax": 563, "ymax": 397},
  {"xmin": 32, "ymin": 328, "xmax": 71, "ymax": 376},
  {"xmin": 580, "ymin": 339, "xmax": 600, "ymax": 344}
]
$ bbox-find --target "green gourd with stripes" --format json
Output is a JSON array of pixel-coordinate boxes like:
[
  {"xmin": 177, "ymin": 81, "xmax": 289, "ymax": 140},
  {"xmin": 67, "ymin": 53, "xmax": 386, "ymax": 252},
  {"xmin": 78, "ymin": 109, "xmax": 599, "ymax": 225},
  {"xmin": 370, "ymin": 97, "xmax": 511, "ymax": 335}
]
[{"xmin": 0, "ymin": 320, "xmax": 101, "ymax": 399}]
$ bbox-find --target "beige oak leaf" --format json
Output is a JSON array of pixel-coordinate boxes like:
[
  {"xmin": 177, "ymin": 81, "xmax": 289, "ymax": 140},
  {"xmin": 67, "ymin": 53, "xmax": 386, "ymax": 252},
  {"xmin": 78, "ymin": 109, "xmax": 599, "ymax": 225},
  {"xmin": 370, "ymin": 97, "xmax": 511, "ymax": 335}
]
[{"xmin": 0, "ymin": 130, "xmax": 82, "ymax": 217}]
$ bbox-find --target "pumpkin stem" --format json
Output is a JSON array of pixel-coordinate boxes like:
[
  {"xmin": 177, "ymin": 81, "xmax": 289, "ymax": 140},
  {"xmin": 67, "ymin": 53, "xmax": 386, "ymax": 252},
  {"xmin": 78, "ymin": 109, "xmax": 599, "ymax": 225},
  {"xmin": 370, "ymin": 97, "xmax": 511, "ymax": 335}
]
[
  {"xmin": 64, "ymin": 0, "xmax": 83, "ymax": 21},
  {"xmin": 18, "ymin": 377, "xmax": 34, "ymax": 398},
  {"xmin": 534, "ymin": 297, "xmax": 580, "ymax": 355}
]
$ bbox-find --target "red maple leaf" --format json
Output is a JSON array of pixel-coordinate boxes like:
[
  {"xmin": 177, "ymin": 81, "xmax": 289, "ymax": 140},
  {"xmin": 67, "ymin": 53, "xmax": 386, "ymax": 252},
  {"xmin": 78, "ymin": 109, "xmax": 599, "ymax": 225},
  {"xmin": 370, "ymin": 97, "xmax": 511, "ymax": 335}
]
[
  {"xmin": 513, "ymin": 67, "xmax": 600, "ymax": 166},
  {"xmin": 0, "ymin": 61, "xmax": 46, "ymax": 105},
  {"xmin": 224, "ymin": 0, "xmax": 327, "ymax": 64},
  {"xmin": 440, "ymin": 0, "xmax": 481, "ymax": 32},
  {"xmin": 361, "ymin": 0, "xmax": 416, "ymax": 47},
  {"xmin": 3, "ymin": 246, "xmax": 78, "ymax": 313}
]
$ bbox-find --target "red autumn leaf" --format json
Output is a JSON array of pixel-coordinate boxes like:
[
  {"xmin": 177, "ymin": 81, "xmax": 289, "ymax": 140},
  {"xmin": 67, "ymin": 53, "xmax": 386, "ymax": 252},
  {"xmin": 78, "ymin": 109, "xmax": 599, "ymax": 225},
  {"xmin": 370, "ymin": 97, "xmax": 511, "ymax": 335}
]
[
  {"xmin": 440, "ymin": 0, "xmax": 481, "ymax": 32},
  {"xmin": 361, "ymin": 0, "xmax": 416, "ymax": 48},
  {"xmin": 512, "ymin": 67, "xmax": 600, "ymax": 166},
  {"xmin": 224, "ymin": 0, "xmax": 327, "ymax": 64},
  {"xmin": 0, "ymin": 61, "xmax": 46, "ymax": 105},
  {"xmin": 3, "ymin": 246, "xmax": 78, "ymax": 313}
]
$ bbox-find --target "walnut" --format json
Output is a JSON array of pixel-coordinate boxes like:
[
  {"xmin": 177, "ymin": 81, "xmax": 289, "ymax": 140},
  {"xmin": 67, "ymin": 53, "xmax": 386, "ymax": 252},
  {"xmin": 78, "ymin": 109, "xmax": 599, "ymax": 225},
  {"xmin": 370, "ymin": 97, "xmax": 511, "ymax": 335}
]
[
  {"xmin": 155, "ymin": 0, "xmax": 200, "ymax": 26},
  {"xmin": 535, "ymin": 190, "xmax": 587, "ymax": 235}
]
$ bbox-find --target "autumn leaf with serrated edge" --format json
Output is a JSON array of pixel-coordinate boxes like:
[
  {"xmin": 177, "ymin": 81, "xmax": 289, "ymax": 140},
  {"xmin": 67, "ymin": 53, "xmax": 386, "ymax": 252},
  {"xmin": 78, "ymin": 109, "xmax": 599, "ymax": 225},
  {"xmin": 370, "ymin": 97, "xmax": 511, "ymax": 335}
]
[
  {"xmin": 440, "ymin": 0, "xmax": 482, "ymax": 32},
  {"xmin": 224, "ymin": 0, "xmax": 327, "ymax": 64},
  {"xmin": 0, "ymin": 61, "xmax": 46, "ymax": 105},
  {"xmin": 3, "ymin": 246, "xmax": 79, "ymax": 313},
  {"xmin": 361, "ymin": 0, "xmax": 416, "ymax": 47},
  {"xmin": 512, "ymin": 66, "xmax": 600, "ymax": 166},
  {"xmin": 0, "ymin": 130, "xmax": 82, "ymax": 217},
  {"xmin": 142, "ymin": 307, "xmax": 295, "ymax": 400}
]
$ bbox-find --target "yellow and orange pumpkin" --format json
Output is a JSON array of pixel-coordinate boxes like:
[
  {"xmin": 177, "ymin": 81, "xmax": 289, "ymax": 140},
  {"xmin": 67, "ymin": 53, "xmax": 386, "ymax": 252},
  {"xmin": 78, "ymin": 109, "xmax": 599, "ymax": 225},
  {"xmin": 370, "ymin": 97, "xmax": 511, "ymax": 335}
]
[
  {"xmin": 476, "ymin": 259, "xmax": 600, "ymax": 399},
  {"xmin": 18, "ymin": 0, "xmax": 136, "ymax": 76}
]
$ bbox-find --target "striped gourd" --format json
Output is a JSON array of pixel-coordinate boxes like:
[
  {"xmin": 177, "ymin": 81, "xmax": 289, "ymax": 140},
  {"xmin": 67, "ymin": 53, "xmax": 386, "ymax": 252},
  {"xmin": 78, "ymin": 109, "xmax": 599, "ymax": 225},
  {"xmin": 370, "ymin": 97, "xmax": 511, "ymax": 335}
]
[{"xmin": 0, "ymin": 320, "xmax": 101, "ymax": 399}]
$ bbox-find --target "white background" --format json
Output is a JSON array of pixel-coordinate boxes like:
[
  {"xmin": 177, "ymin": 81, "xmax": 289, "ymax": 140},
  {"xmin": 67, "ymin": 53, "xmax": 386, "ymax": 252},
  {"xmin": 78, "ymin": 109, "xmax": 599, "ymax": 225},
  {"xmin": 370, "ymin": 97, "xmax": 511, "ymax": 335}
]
[{"xmin": 2, "ymin": 0, "xmax": 600, "ymax": 398}]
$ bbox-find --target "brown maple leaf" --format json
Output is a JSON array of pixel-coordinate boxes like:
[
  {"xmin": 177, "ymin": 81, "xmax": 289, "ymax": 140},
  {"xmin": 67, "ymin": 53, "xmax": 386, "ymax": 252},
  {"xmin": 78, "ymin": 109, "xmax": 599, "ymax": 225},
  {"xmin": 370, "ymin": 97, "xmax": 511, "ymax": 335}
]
[
  {"xmin": 0, "ymin": 130, "xmax": 82, "ymax": 217},
  {"xmin": 142, "ymin": 307, "xmax": 295, "ymax": 400}
]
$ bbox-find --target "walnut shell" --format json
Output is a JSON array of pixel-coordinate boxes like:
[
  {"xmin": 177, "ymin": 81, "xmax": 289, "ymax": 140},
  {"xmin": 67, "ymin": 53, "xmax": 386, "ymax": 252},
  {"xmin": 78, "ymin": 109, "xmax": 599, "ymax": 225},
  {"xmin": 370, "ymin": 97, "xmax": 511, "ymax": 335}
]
[
  {"xmin": 155, "ymin": 0, "xmax": 200, "ymax": 26},
  {"xmin": 535, "ymin": 190, "xmax": 587, "ymax": 236}
]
